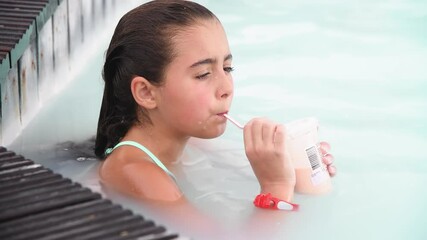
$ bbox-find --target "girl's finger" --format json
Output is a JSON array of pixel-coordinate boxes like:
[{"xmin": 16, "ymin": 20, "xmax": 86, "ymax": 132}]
[
  {"xmin": 322, "ymin": 153, "xmax": 334, "ymax": 166},
  {"xmin": 273, "ymin": 124, "xmax": 285, "ymax": 150},
  {"xmin": 243, "ymin": 121, "xmax": 253, "ymax": 152},
  {"xmin": 262, "ymin": 120, "xmax": 274, "ymax": 145},
  {"xmin": 251, "ymin": 119, "xmax": 263, "ymax": 149},
  {"xmin": 318, "ymin": 141, "xmax": 331, "ymax": 155},
  {"xmin": 327, "ymin": 165, "xmax": 337, "ymax": 177}
]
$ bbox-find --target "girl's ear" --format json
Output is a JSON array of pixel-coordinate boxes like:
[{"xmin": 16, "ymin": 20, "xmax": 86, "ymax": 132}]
[{"xmin": 130, "ymin": 76, "xmax": 158, "ymax": 109}]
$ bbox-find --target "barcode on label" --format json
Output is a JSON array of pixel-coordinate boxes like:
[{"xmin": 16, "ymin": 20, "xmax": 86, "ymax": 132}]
[{"xmin": 306, "ymin": 146, "xmax": 320, "ymax": 170}]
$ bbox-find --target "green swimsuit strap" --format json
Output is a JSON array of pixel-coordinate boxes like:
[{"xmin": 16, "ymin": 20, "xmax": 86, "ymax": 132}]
[{"xmin": 105, "ymin": 141, "xmax": 177, "ymax": 182}]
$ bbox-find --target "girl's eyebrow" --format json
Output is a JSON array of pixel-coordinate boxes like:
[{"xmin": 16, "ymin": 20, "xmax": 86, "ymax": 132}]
[{"xmin": 189, "ymin": 53, "xmax": 233, "ymax": 68}]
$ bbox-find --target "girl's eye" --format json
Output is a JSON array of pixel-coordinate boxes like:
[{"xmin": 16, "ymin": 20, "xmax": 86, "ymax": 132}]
[
  {"xmin": 196, "ymin": 72, "xmax": 210, "ymax": 80},
  {"xmin": 196, "ymin": 67, "xmax": 234, "ymax": 80},
  {"xmin": 224, "ymin": 67, "xmax": 234, "ymax": 73}
]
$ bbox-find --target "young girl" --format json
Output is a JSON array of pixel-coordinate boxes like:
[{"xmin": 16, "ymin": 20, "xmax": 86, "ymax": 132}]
[{"xmin": 95, "ymin": 0, "xmax": 335, "ymax": 210}]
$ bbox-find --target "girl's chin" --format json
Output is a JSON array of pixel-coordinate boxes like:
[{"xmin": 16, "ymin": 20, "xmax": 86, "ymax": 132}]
[{"xmin": 194, "ymin": 125, "xmax": 227, "ymax": 139}]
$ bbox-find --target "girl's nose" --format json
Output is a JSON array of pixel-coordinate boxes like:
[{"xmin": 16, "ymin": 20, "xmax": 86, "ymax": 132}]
[{"xmin": 216, "ymin": 75, "xmax": 233, "ymax": 99}]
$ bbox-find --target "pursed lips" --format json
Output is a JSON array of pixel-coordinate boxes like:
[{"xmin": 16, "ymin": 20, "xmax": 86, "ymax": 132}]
[{"xmin": 216, "ymin": 111, "xmax": 228, "ymax": 116}]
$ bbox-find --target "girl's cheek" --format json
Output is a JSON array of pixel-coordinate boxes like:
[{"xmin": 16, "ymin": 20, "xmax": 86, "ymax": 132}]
[
  {"xmin": 184, "ymin": 98, "xmax": 209, "ymax": 123},
  {"xmin": 178, "ymin": 105, "xmax": 203, "ymax": 123},
  {"xmin": 195, "ymin": 92, "xmax": 211, "ymax": 108}
]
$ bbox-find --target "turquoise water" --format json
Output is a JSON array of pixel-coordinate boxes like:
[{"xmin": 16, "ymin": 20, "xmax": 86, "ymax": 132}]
[{"xmin": 10, "ymin": 0, "xmax": 427, "ymax": 239}]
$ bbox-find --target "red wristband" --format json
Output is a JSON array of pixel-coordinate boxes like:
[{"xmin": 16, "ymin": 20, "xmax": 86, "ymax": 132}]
[{"xmin": 253, "ymin": 193, "xmax": 299, "ymax": 211}]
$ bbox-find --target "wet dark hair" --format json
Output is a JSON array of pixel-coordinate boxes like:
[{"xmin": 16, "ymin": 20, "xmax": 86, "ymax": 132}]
[{"xmin": 94, "ymin": 0, "xmax": 218, "ymax": 158}]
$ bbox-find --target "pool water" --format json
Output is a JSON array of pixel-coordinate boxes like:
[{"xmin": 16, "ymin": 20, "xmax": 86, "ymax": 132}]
[{"xmin": 9, "ymin": 0, "xmax": 427, "ymax": 239}]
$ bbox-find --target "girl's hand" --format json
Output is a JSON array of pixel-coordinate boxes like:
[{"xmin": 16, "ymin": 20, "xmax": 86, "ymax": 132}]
[
  {"xmin": 318, "ymin": 141, "xmax": 336, "ymax": 177},
  {"xmin": 243, "ymin": 118, "xmax": 296, "ymax": 201}
]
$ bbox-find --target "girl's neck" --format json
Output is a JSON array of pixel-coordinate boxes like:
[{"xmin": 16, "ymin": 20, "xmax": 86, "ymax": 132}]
[{"xmin": 122, "ymin": 123, "xmax": 189, "ymax": 166}]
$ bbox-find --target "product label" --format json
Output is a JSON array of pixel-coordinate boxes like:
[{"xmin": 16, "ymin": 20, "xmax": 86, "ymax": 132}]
[{"xmin": 306, "ymin": 145, "xmax": 327, "ymax": 185}]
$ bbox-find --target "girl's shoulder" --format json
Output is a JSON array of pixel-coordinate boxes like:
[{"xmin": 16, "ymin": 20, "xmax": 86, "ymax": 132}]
[{"xmin": 99, "ymin": 146, "xmax": 183, "ymax": 202}]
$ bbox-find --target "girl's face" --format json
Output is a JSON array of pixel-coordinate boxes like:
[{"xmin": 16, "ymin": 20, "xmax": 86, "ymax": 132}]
[{"xmin": 154, "ymin": 19, "xmax": 233, "ymax": 139}]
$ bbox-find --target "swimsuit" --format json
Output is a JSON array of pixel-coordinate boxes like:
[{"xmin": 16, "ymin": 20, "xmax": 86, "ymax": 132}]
[{"xmin": 105, "ymin": 141, "xmax": 177, "ymax": 182}]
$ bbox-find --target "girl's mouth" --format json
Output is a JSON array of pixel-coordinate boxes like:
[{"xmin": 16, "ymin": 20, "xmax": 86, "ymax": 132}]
[{"xmin": 217, "ymin": 111, "xmax": 228, "ymax": 116}]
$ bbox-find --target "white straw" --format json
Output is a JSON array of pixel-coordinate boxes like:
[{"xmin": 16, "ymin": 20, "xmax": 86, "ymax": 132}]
[{"xmin": 223, "ymin": 113, "xmax": 244, "ymax": 129}]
